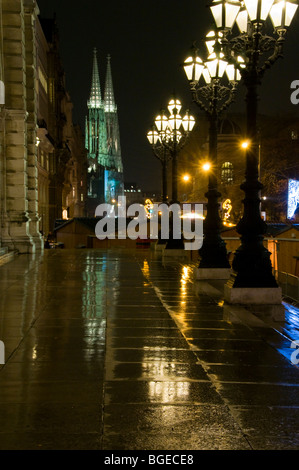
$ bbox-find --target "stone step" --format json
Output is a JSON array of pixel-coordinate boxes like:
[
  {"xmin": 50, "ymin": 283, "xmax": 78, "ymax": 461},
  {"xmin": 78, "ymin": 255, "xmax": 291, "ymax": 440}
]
[{"xmin": 0, "ymin": 248, "xmax": 15, "ymax": 266}]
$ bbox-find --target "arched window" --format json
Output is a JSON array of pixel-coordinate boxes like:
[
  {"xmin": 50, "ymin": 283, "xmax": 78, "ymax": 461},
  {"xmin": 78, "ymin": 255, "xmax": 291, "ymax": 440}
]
[{"xmin": 221, "ymin": 162, "xmax": 234, "ymax": 185}]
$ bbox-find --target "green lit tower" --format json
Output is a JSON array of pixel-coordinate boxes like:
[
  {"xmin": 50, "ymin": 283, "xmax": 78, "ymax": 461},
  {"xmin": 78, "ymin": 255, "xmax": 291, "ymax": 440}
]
[
  {"xmin": 104, "ymin": 55, "xmax": 123, "ymax": 173},
  {"xmin": 103, "ymin": 54, "xmax": 124, "ymax": 203},
  {"xmin": 86, "ymin": 49, "xmax": 123, "ymax": 212},
  {"xmin": 86, "ymin": 48, "xmax": 107, "ymax": 206}
]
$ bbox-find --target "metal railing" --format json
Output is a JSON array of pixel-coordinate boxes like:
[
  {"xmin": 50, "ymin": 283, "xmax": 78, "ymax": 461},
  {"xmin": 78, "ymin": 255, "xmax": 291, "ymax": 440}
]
[{"xmin": 275, "ymin": 271, "xmax": 299, "ymax": 303}]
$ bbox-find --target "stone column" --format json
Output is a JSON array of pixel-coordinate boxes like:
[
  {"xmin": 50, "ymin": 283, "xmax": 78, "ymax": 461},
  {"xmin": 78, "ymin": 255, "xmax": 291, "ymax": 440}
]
[
  {"xmin": 1, "ymin": 0, "xmax": 34, "ymax": 253},
  {"xmin": 0, "ymin": 0, "xmax": 3, "ymax": 248},
  {"xmin": 24, "ymin": 0, "xmax": 43, "ymax": 250},
  {"xmin": 0, "ymin": 106, "xmax": 4, "ymax": 250}
]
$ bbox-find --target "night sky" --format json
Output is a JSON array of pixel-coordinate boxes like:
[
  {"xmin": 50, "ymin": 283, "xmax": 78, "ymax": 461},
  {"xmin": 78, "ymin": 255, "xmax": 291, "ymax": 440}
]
[{"xmin": 37, "ymin": 0, "xmax": 299, "ymax": 192}]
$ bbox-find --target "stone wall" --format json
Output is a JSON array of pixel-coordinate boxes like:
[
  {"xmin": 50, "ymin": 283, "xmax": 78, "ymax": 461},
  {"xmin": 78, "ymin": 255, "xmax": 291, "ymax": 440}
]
[{"xmin": 0, "ymin": 0, "xmax": 42, "ymax": 253}]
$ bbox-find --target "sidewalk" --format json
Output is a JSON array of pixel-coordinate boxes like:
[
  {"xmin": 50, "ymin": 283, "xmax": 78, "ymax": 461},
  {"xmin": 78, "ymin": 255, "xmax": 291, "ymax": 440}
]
[{"xmin": 0, "ymin": 248, "xmax": 298, "ymax": 450}]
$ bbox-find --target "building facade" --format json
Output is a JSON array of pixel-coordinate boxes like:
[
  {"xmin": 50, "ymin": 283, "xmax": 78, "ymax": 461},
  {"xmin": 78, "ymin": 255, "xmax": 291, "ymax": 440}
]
[
  {"xmin": 0, "ymin": 0, "xmax": 87, "ymax": 254},
  {"xmin": 0, "ymin": 0, "xmax": 42, "ymax": 254},
  {"xmin": 86, "ymin": 49, "xmax": 124, "ymax": 216},
  {"xmin": 176, "ymin": 114, "xmax": 247, "ymax": 224},
  {"xmin": 38, "ymin": 16, "xmax": 87, "ymax": 234}
]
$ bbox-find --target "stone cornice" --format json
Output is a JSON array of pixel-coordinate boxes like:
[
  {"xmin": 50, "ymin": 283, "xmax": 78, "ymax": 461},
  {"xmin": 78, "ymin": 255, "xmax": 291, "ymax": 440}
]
[
  {"xmin": 23, "ymin": 0, "xmax": 39, "ymax": 17},
  {"xmin": 5, "ymin": 109, "xmax": 28, "ymax": 121}
]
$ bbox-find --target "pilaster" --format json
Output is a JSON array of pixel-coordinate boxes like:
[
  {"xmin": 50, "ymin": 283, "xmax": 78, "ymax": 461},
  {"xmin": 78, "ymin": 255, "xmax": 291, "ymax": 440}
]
[
  {"xmin": 24, "ymin": 0, "xmax": 43, "ymax": 250},
  {"xmin": 1, "ymin": 0, "xmax": 33, "ymax": 253}
]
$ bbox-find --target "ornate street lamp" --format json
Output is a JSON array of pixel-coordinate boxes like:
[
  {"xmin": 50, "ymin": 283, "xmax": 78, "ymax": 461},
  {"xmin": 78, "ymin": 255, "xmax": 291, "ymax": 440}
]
[
  {"xmin": 148, "ymin": 98, "xmax": 195, "ymax": 204},
  {"xmin": 147, "ymin": 126, "xmax": 171, "ymax": 203},
  {"xmin": 147, "ymin": 98, "xmax": 195, "ymax": 249},
  {"xmin": 209, "ymin": 0, "xmax": 298, "ymax": 291},
  {"xmin": 183, "ymin": 31, "xmax": 241, "ymax": 273}
]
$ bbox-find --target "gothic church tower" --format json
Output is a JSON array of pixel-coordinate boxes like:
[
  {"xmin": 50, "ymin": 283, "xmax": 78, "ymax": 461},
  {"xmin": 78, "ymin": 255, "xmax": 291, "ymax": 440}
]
[
  {"xmin": 104, "ymin": 55, "xmax": 123, "ymax": 174},
  {"xmin": 86, "ymin": 49, "xmax": 123, "ymax": 212}
]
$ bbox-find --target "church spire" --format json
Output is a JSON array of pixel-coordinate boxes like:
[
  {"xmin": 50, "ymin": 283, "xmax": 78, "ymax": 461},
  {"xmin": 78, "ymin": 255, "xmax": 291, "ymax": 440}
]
[
  {"xmin": 88, "ymin": 48, "xmax": 102, "ymax": 109},
  {"xmin": 104, "ymin": 54, "xmax": 117, "ymax": 113}
]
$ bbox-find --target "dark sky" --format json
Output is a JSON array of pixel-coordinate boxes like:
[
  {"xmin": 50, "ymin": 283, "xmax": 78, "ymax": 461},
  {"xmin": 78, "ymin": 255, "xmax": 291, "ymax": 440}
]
[{"xmin": 37, "ymin": 0, "xmax": 299, "ymax": 192}]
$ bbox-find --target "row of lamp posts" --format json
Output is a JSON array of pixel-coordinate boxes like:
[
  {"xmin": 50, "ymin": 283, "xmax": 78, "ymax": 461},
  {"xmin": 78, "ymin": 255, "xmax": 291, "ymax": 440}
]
[{"xmin": 147, "ymin": 0, "xmax": 298, "ymax": 303}]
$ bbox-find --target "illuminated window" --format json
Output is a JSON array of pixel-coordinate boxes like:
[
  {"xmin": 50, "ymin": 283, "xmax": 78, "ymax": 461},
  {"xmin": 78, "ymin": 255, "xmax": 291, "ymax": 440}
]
[
  {"xmin": 291, "ymin": 130, "xmax": 298, "ymax": 140},
  {"xmin": 49, "ymin": 78, "xmax": 55, "ymax": 104},
  {"xmin": 221, "ymin": 162, "xmax": 234, "ymax": 185},
  {"xmin": 38, "ymin": 67, "xmax": 48, "ymax": 93}
]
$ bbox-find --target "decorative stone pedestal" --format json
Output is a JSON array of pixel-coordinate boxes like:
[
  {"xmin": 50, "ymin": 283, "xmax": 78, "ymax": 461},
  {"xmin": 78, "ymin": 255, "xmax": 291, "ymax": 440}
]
[
  {"xmin": 224, "ymin": 284, "xmax": 282, "ymax": 304},
  {"xmin": 224, "ymin": 278, "xmax": 285, "ymax": 321},
  {"xmin": 195, "ymin": 267, "xmax": 231, "ymax": 280}
]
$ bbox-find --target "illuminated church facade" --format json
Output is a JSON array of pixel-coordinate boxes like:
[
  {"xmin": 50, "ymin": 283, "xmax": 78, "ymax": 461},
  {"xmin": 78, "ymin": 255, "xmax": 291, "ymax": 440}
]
[{"xmin": 85, "ymin": 49, "xmax": 124, "ymax": 215}]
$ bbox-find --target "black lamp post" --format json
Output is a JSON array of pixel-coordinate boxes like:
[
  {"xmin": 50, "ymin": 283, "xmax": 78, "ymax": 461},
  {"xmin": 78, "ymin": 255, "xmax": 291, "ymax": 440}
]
[
  {"xmin": 183, "ymin": 31, "xmax": 241, "ymax": 270},
  {"xmin": 209, "ymin": 0, "xmax": 298, "ymax": 288}
]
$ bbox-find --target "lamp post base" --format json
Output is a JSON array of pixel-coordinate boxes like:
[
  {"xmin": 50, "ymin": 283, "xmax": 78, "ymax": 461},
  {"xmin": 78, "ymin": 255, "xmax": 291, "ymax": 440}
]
[
  {"xmin": 224, "ymin": 283, "xmax": 282, "ymax": 304},
  {"xmin": 195, "ymin": 267, "xmax": 231, "ymax": 280},
  {"xmin": 224, "ymin": 272, "xmax": 284, "ymax": 320}
]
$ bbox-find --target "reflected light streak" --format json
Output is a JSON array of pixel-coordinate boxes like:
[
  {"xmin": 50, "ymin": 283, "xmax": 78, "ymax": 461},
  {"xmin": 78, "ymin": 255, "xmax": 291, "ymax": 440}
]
[
  {"xmin": 180, "ymin": 265, "xmax": 191, "ymax": 298},
  {"xmin": 141, "ymin": 260, "xmax": 150, "ymax": 279},
  {"xmin": 148, "ymin": 381, "xmax": 190, "ymax": 403},
  {"xmin": 142, "ymin": 345, "xmax": 190, "ymax": 403}
]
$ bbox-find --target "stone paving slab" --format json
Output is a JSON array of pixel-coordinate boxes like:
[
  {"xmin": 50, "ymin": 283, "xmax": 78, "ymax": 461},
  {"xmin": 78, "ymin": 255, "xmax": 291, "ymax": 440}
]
[{"xmin": 0, "ymin": 248, "xmax": 298, "ymax": 450}]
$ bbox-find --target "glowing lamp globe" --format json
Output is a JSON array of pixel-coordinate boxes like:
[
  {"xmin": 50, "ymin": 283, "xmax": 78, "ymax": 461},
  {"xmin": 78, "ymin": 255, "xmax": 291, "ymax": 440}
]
[
  {"xmin": 147, "ymin": 129, "xmax": 160, "ymax": 145},
  {"xmin": 210, "ymin": 0, "xmax": 241, "ymax": 29},
  {"xmin": 155, "ymin": 114, "xmax": 168, "ymax": 132},
  {"xmin": 236, "ymin": 6, "xmax": 249, "ymax": 32},
  {"xmin": 182, "ymin": 112, "xmax": 195, "ymax": 132},
  {"xmin": 244, "ymin": 0, "xmax": 275, "ymax": 22},
  {"xmin": 205, "ymin": 52, "xmax": 228, "ymax": 79},
  {"xmin": 205, "ymin": 30, "xmax": 224, "ymax": 55},
  {"xmin": 269, "ymin": 0, "xmax": 298, "ymax": 30},
  {"xmin": 167, "ymin": 98, "xmax": 182, "ymax": 115},
  {"xmin": 168, "ymin": 112, "xmax": 183, "ymax": 132},
  {"xmin": 184, "ymin": 55, "xmax": 204, "ymax": 82}
]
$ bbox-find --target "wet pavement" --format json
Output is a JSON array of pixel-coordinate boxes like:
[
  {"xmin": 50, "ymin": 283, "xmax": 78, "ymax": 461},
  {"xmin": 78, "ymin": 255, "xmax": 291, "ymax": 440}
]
[{"xmin": 0, "ymin": 248, "xmax": 298, "ymax": 450}]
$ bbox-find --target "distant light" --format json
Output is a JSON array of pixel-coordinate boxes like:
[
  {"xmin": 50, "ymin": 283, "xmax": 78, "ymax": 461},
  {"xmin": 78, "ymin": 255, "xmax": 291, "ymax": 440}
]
[
  {"xmin": 202, "ymin": 162, "xmax": 211, "ymax": 172},
  {"xmin": 183, "ymin": 174, "xmax": 190, "ymax": 182},
  {"xmin": 241, "ymin": 140, "xmax": 250, "ymax": 150},
  {"xmin": 180, "ymin": 212, "xmax": 205, "ymax": 220}
]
